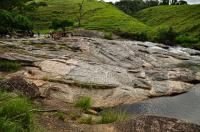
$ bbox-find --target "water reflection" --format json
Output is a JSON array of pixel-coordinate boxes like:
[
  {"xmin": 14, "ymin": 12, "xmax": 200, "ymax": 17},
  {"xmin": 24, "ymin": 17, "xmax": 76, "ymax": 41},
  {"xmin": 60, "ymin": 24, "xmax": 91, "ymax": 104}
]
[{"xmin": 117, "ymin": 87, "xmax": 200, "ymax": 124}]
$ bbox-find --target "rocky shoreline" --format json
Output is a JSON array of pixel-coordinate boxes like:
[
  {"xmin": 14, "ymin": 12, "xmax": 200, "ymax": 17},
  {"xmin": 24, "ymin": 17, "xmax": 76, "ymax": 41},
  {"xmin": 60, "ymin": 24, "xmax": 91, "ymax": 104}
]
[{"xmin": 1, "ymin": 36, "xmax": 200, "ymax": 131}]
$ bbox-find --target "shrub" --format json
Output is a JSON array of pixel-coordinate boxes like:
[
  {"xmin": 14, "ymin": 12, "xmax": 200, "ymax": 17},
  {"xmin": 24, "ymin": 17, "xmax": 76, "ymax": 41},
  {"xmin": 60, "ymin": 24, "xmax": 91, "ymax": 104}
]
[
  {"xmin": 176, "ymin": 35, "xmax": 199, "ymax": 44},
  {"xmin": 156, "ymin": 27, "xmax": 177, "ymax": 46},
  {"xmin": 100, "ymin": 109, "xmax": 129, "ymax": 124},
  {"xmin": 0, "ymin": 60, "xmax": 22, "ymax": 72},
  {"xmin": 50, "ymin": 19, "xmax": 74, "ymax": 31},
  {"xmin": 0, "ymin": 9, "xmax": 33, "ymax": 35},
  {"xmin": 74, "ymin": 96, "xmax": 92, "ymax": 111}
]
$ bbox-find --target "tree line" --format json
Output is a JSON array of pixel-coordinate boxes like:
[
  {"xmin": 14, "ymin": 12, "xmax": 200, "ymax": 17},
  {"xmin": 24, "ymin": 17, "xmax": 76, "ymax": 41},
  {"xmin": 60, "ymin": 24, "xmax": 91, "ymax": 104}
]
[{"xmin": 114, "ymin": 0, "xmax": 188, "ymax": 15}]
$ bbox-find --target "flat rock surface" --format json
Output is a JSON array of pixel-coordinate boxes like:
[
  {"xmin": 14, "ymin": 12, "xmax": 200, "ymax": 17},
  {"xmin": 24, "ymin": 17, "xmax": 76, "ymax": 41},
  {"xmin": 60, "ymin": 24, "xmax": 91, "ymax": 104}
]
[{"xmin": 1, "ymin": 36, "xmax": 200, "ymax": 107}]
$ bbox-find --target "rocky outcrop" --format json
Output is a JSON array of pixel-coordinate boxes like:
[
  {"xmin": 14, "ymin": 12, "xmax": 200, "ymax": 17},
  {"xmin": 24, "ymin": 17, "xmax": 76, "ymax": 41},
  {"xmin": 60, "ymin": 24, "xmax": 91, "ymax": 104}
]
[
  {"xmin": 0, "ymin": 76, "xmax": 40, "ymax": 98},
  {"xmin": 1, "ymin": 36, "xmax": 200, "ymax": 107},
  {"xmin": 40, "ymin": 115, "xmax": 200, "ymax": 132}
]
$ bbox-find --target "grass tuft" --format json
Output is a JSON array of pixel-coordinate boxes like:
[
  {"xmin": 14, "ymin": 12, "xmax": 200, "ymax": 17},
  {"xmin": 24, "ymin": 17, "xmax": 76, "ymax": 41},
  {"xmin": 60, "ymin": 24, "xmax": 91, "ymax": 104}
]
[
  {"xmin": 74, "ymin": 96, "xmax": 92, "ymax": 111},
  {"xmin": 100, "ymin": 109, "xmax": 129, "ymax": 124},
  {"xmin": 0, "ymin": 90, "xmax": 34, "ymax": 131}
]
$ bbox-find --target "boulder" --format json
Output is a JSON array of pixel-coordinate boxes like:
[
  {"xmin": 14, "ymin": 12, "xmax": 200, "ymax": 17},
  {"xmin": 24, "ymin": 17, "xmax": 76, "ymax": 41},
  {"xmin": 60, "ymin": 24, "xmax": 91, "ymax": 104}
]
[{"xmin": 0, "ymin": 76, "xmax": 40, "ymax": 98}]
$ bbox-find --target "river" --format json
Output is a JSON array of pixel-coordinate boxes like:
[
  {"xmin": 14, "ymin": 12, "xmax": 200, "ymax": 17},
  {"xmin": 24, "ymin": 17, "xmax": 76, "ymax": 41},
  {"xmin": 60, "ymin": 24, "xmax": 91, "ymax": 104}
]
[{"xmin": 116, "ymin": 85, "xmax": 200, "ymax": 124}]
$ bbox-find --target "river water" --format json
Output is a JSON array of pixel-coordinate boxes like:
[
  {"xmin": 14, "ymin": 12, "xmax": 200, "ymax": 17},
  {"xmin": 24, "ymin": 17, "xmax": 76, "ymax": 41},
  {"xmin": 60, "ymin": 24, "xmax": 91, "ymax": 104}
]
[{"xmin": 116, "ymin": 86, "xmax": 200, "ymax": 124}]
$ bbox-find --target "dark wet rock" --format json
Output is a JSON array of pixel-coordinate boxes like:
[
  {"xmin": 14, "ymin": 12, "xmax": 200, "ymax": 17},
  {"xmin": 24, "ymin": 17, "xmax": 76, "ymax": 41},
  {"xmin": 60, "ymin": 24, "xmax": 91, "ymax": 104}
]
[
  {"xmin": 114, "ymin": 115, "xmax": 200, "ymax": 132},
  {"xmin": 0, "ymin": 76, "xmax": 40, "ymax": 98}
]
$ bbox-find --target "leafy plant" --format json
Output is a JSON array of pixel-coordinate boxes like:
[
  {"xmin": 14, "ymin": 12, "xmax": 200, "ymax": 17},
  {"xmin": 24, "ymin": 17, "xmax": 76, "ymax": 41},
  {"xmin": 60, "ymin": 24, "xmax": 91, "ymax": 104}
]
[{"xmin": 74, "ymin": 96, "xmax": 92, "ymax": 111}]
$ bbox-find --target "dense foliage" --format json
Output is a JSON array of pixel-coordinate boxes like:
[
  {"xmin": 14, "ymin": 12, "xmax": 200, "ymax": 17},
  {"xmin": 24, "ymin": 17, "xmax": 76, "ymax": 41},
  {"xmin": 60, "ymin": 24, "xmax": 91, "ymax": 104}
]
[
  {"xmin": 0, "ymin": 0, "xmax": 32, "ymax": 11},
  {"xmin": 0, "ymin": 10, "xmax": 33, "ymax": 35},
  {"xmin": 50, "ymin": 19, "xmax": 74, "ymax": 31},
  {"xmin": 115, "ymin": 0, "xmax": 159, "ymax": 15}
]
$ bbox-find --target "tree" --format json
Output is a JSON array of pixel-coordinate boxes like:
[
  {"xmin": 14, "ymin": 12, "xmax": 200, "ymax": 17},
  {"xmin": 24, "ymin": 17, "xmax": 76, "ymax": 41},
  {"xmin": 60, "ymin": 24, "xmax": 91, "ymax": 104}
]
[
  {"xmin": 0, "ymin": 9, "xmax": 33, "ymax": 35},
  {"xmin": 171, "ymin": 0, "xmax": 178, "ymax": 5},
  {"xmin": 157, "ymin": 27, "xmax": 177, "ymax": 45},
  {"xmin": 50, "ymin": 19, "xmax": 74, "ymax": 31},
  {"xmin": 77, "ymin": 0, "xmax": 103, "ymax": 27},
  {"xmin": 0, "ymin": 0, "xmax": 32, "ymax": 11},
  {"xmin": 115, "ymin": 0, "xmax": 147, "ymax": 15},
  {"xmin": 145, "ymin": 0, "xmax": 159, "ymax": 7},
  {"xmin": 160, "ymin": 0, "xmax": 170, "ymax": 5},
  {"xmin": 177, "ymin": 0, "xmax": 188, "ymax": 5}
]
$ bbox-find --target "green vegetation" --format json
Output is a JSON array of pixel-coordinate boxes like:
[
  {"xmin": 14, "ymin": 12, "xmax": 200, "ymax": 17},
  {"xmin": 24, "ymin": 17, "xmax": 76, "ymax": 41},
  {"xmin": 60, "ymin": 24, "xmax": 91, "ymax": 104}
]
[
  {"xmin": 74, "ymin": 96, "xmax": 92, "ymax": 111},
  {"xmin": 136, "ymin": 5, "xmax": 200, "ymax": 48},
  {"xmin": 0, "ymin": 77, "xmax": 6, "ymax": 80},
  {"xmin": 27, "ymin": 0, "xmax": 150, "ymax": 37},
  {"xmin": 0, "ymin": 60, "xmax": 22, "ymax": 72},
  {"xmin": 78, "ymin": 116, "xmax": 92, "ymax": 124},
  {"xmin": 54, "ymin": 112, "xmax": 66, "ymax": 121},
  {"xmin": 156, "ymin": 27, "xmax": 177, "ymax": 45},
  {"xmin": 104, "ymin": 32, "xmax": 113, "ymax": 40},
  {"xmin": 100, "ymin": 109, "xmax": 130, "ymax": 124},
  {"xmin": 0, "ymin": 9, "xmax": 33, "ymax": 35},
  {"xmin": 0, "ymin": 90, "xmax": 34, "ymax": 132},
  {"xmin": 50, "ymin": 19, "xmax": 74, "ymax": 31}
]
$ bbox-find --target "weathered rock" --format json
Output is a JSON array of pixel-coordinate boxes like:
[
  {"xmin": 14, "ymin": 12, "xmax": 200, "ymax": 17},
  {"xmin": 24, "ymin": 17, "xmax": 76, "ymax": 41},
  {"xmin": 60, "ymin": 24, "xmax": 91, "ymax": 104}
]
[
  {"xmin": 114, "ymin": 115, "xmax": 200, "ymax": 132},
  {"xmin": 0, "ymin": 76, "xmax": 40, "ymax": 98},
  {"xmin": 1, "ymin": 36, "xmax": 200, "ymax": 107},
  {"xmin": 70, "ymin": 115, "xmax": 200, "ymax": 132}
]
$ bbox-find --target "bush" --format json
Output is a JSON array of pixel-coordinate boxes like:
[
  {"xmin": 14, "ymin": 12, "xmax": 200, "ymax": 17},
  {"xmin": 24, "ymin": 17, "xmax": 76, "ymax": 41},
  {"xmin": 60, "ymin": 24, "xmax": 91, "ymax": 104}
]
[
  {"xmin": 74, "ymin": 96, "xmax": 92, "ymax": 111},
  {"xmin": 0, "ymin": 9, "xmax": 33, "ymax": 35},
  {"xmin": 50, "ymin": 19, "xmax": 74, "ymax": 31},
  {"xmin": 176, "ymin": 35, "xmax": 199, "ymax": 44},
  {"xmin": 156, "ymin": 27, "xmax": 177, "ymax": 46},
  {"xmin": 0, "ymin": 60, "xmax": 22, "ymax": 72},
  {"xmin": 100, "ymin": 109, "xmax": 129, "ymax": 124}
]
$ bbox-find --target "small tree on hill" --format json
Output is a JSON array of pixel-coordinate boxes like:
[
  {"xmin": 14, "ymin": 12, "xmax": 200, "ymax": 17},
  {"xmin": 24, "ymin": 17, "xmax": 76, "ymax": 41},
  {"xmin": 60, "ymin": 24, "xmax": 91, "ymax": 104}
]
[
  {"xmin": 77, "ymin": 0, "xmax": 104, "ymax": 27},
  {"xmin": 50, "ymin": 19, "xmax": 74, "ymax": 32}
]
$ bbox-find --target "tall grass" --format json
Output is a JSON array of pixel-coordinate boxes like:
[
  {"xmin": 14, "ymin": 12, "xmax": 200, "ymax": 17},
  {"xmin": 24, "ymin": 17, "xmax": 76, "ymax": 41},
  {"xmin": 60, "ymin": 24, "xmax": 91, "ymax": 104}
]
[
  {"xmin": 100, "ymin": 109, "xmax": 129, "ymax": 124},
  {"xmin": 0, "ymin": 90, "xmax": 34, "ymax": 132},
  {"xmin": 74, "ymin": 96, "xmax": 92, "ymax": 111}
]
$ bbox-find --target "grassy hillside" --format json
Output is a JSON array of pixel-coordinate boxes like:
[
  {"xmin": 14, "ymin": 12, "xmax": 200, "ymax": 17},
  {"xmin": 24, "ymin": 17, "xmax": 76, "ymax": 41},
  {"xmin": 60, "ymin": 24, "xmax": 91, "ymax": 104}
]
[
  {"xmin": 136, "ymin": 5, "xmax": 200, "ymax": 36},
  {"xmin": 28, "ymin": 0, "xmax": 150, "ymax": 35},
  {"xmin": 136, "ymin": 5, "xmax": 200, "ymax": 48}
]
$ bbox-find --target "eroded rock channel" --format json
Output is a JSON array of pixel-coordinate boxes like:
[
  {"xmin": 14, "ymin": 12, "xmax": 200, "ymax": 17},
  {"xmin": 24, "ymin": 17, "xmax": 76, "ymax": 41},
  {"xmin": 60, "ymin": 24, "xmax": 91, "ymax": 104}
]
[{"xmin": 1, "ymin": 36, "xmax": 200, "ymax": 108}]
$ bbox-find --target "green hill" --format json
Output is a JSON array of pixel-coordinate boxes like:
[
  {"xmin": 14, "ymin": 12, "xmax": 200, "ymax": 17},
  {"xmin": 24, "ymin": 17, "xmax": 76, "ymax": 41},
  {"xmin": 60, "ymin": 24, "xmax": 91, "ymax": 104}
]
[
  {"xmin": 136, "ymin": 5, "xmax": 200, "ymax": 37},
  {"xmin": 27, "ymin": 1, "xmax": 200, "ymax": 48},
  {"xmin": 28, "ymin": 0, "xmax": 150, "ymax": 35}
]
